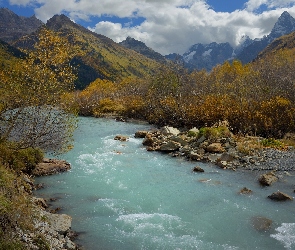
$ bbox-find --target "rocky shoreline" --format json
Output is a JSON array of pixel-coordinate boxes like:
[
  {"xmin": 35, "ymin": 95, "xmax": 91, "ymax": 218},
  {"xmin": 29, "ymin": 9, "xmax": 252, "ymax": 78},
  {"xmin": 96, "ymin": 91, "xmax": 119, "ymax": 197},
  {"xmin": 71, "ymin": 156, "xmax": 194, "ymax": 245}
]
[
  {"xmin": 133, "ymin": 126, "xmax": 295, "ymax": 171},
  {"xmin": 20, "ymin": 158, "xmax": 81, "ymax": 250},
  {"xmin": 131, "ymin": 125, "xmax": 295, "ymax": 200}
]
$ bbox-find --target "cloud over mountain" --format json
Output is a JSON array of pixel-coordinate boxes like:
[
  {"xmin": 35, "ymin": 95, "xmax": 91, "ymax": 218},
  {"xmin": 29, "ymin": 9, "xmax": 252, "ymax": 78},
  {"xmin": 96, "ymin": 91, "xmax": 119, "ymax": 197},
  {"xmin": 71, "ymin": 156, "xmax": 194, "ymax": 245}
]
[{"xmin": 7, "ymin": 0, "xmax": 295, "ymax": 54}]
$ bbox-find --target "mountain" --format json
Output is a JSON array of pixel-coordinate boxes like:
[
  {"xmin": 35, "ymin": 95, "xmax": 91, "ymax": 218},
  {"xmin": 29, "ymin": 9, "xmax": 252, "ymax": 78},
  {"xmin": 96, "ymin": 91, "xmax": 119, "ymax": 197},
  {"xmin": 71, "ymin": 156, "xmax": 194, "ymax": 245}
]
[
  {"xmin": 0, "ymin": 39, "xmax": 26, "ymax": 59},
  {"xmin": 233, "ymin": 35, "xmax": 254, "ymax": 55},
  {"xmin": 167, "ymin": 11, "xmax": 295, "ymax": 71},
  {"xmin": 181, "ymin": 42, "xmax": 234, "ymax": 70},
  {"xmin": 119, "ymin": 36, "xmax": 167, "ymax": 64},
  {"xmin": 0, "ymin": 8, "xmax": 43, "ymax": 43},
  {"xmin": 257, "ymin": 30, "xmax": 295, "ymax": 59},
  {"xmin": 13, "ymin": 14, "xmax": 161, "ymax": 89},
  {"xmin": 236, "ymin": 11, "xmax": 295, "ymax": 64}
]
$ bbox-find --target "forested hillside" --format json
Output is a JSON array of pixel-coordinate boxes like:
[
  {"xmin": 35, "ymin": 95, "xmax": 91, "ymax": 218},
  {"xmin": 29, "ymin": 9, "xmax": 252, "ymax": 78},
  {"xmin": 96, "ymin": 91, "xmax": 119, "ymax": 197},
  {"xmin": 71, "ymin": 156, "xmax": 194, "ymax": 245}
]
[{"xmin": 12, "ymin": 14, "xmax": 162, "ymax": 90}]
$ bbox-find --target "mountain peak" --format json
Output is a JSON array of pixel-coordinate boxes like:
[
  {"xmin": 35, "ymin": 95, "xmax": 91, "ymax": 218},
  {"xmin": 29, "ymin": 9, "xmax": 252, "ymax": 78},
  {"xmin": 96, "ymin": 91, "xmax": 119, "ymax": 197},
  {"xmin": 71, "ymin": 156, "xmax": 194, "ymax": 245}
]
[
  {"xmin": 119, "ymin": 36, "xmax": 166, "ymax": 63},
  {"xmin": 0, "ymin": 8, "xmax": 43, "ymax": 43},
  {"xmin": 46, "ymin": 14, "xmax": 75, "ymax": 30},
  {"xmin": 269, "ymin": 11, "xmax": 295, "ymax": 39}
]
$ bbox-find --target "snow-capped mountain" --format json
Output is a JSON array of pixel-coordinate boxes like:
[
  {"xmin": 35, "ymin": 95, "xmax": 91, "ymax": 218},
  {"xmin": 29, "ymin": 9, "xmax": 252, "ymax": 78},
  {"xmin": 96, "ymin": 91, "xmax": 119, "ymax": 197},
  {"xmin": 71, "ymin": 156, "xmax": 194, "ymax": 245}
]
[
  {"xmin": 181, "ymin": 42, "xmax": 234, "ymax": 71},
  {"xmin": 236, "ymin": 11, "xmax": 295, "ymax": 64},
  {"xmin": 166, "ymin": 11, "xmax": 295, "ymax": 71}
]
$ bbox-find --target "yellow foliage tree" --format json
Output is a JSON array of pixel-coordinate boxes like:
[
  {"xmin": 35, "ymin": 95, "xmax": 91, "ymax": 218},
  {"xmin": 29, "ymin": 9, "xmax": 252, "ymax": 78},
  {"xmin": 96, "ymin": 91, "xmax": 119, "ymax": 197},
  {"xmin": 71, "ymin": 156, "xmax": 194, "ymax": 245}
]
[{"xmin": 0, "ymin": 27, "xmax": 78, "ymax": 153}]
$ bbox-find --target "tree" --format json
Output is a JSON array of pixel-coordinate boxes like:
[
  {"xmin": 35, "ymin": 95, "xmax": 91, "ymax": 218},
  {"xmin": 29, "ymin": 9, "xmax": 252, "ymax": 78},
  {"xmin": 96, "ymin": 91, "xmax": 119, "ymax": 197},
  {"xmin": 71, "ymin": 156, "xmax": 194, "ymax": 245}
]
[{"xmin": 0, "ymin": 27, "xmax": 78, "ymax": 153}]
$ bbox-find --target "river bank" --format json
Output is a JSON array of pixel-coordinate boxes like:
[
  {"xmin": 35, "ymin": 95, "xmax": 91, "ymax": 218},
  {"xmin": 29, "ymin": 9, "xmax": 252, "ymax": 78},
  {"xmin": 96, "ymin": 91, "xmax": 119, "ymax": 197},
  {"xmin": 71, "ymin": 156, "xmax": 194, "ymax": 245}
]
[
  {"xmin": 21, "ymin": 158, "xmax": 81, "ymax": 250},
  {"xmin": 131, "ymin": 123, "xmax": 295, "ymax": 196}
]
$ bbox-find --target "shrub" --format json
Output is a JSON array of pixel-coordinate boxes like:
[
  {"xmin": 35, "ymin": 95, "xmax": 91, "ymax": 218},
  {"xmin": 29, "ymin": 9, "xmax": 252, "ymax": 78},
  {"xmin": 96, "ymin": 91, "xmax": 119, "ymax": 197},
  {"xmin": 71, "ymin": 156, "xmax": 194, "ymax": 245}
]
[
  {"xmin": 0, "ymin": 143, "xmax": 43, "ymax": 174},
  {"xmin": 261, "ymin": 138, "xmax": 284, "ymax": 149},
  {"xmin": 198, "ymin": 126, "xmax": 231, "ymax": 140}
]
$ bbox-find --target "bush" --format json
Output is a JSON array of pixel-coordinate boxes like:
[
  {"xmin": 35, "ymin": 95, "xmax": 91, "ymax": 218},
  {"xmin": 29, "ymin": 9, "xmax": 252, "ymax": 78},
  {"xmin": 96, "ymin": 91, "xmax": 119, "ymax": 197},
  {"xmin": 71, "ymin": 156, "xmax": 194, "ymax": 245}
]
[
  {"xmin": 198, "ymin": 126, "xmax": 231, "ymax": 140},
  {"xmin": 261, "ymin": 138, "xmax": 284, "ymax": 149},
  {"xmin": 0, "ymin": 142, "xmax": 43, "ymax": 174}
]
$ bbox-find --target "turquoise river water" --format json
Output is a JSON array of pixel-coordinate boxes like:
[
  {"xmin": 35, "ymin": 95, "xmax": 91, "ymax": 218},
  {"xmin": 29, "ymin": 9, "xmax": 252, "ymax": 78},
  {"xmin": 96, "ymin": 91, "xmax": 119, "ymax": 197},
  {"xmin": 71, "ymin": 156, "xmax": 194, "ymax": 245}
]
[{"xmin": 35, "ymin": 117, "xmax": 295, "ymax": 250}]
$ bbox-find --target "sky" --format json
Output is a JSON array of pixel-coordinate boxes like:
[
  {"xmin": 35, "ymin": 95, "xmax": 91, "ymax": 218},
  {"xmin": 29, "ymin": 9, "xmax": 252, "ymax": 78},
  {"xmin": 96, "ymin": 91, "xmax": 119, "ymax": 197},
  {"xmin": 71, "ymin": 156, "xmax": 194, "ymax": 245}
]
[{"xmin": 1, "ymin": 0, "xmax": 295, "ymax": 55}]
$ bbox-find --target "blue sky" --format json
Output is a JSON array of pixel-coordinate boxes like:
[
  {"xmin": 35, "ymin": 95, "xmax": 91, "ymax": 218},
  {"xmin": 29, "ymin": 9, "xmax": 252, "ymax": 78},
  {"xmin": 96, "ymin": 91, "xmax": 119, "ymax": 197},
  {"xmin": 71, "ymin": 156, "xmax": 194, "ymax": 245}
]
[{"xmin": 1, "ymin": 0, "xmax": 295, "ymax": 54}]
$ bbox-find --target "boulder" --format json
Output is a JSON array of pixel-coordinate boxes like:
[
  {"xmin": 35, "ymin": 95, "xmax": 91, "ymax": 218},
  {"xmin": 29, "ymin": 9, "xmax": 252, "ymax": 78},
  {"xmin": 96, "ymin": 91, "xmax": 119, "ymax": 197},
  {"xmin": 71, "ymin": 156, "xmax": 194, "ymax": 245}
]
[
  {"xmin": 114, "ymin": 135, "xmax": 129, "ymax": 141},
  {"xmin": 161, "ymin": 126, "xmax": 180, "ymax": 136},
  {"xmin": 268, "ymin": 191, "xmax": 293, "ymax": 201},
  {"xmin": 206, "ymin": 143, "xmax": 225, "ymax": 153},
  {"xmin": 170, "ymin": 136, "xmax": 189, "ymax": 147},
  {"xmin": 189, "ymin": 152, "xmax": 203, "ymax": 161},
  {"xmin": 258, "ymin": 172, "xmax": 278, "ymax": 186},
  {"xmin": 216, "ymin": 160, "xmax": 228, "ymax": 169},
  {"xmin": 134, "ymin": 131, "xmax": 148, "ymax": 138},
  {"xmin": 251, "ymin": 216, "xmax": 272, "ymax": 231},
  {"xmin": 32, "ymin": 159, "xmax": 71, "ymax": 176},
  {"xmin": 193, "ymin": 166, "xmax": 205, "ymax": 172},
  {"xmin": 159, "ymin": 141, "xmax": 180, "ymax": 152},
  {"xmin": 219, "ymin": 153, "xmax": 235, "ymax": 162},
  {"xmin": 42, "ymin": 211, "xmax": 72, "ymax": 234},
  {"xmin": 142, "ymin": 137, "xmax": 158, "ymax": 147}
]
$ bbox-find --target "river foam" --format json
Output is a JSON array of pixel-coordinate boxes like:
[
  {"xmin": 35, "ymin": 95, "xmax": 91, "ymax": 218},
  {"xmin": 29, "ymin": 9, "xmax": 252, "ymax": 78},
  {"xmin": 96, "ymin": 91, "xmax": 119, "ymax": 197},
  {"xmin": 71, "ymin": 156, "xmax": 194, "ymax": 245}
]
[{"xmin": 35, "ymin": 117, "xmax": 295, "ymax": 250}]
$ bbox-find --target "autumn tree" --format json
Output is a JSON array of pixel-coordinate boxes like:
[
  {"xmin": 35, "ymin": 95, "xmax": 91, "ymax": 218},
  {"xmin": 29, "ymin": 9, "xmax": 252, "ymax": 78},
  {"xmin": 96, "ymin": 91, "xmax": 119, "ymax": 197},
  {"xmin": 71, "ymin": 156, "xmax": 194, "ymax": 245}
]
[{"xmin": 0, "ymin": 27, "xmax": 78, "ymax": 153}]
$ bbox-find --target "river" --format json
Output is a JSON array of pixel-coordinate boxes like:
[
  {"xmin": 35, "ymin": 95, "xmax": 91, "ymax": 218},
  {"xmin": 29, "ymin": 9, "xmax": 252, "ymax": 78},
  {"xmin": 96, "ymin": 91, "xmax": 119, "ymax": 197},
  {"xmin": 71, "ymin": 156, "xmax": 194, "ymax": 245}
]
[{"xmin": 34, "ymin": 117, "xmax": 295, "ymax": 250}]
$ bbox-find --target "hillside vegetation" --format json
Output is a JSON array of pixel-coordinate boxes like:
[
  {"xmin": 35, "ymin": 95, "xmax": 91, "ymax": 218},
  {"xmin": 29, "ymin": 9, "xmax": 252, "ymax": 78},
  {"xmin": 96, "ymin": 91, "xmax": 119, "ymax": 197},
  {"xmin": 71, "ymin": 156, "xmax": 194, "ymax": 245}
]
[
  {"xmin": 13, "ymin": 14, "xmax": 161, "ymax": 90},
  {"xmin": 71, "ymin": 48, "xmax": 295, "ymax": 138},
  {"xmin": 0, "ymin": 27, "xmax": 78, "ymax": 248}
]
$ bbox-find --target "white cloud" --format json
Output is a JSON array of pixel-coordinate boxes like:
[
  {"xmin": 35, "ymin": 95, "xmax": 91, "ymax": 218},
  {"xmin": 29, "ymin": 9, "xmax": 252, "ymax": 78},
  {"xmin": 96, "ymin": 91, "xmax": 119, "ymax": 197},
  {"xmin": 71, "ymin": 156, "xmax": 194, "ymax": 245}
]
[
  {"xmin": 7, "ymin": 0, "xmax": 295, "ymax": 55},
  {"xmin": 246, "ymin": 0, "xmax": 295, "ymax": 11},
  {"xmin": 9, "ymin": 0, "xmax": 32, "ymax": 5}
]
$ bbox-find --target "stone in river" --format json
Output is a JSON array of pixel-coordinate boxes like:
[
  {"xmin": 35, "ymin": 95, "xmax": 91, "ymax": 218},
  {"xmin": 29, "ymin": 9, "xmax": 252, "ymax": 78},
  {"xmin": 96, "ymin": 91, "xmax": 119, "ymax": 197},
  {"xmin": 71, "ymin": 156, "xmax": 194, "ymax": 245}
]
[
  {"xmin": 239, "ymin": 187, "xmax": 253, "ymax": 195},
  {"xmin": 258, "ymin": 171, "xmax": 278, "ymax": 186},
  {"xmin": 193, "ymin": 166, "xmax": 205, "ymax": 172},
  {"xmin": 251, "ymin": 216, "xmax": 272, "ymax": 231},
  {"xmin": 268, "ymin": 191, "xmax": 293, "ymax": 201}
]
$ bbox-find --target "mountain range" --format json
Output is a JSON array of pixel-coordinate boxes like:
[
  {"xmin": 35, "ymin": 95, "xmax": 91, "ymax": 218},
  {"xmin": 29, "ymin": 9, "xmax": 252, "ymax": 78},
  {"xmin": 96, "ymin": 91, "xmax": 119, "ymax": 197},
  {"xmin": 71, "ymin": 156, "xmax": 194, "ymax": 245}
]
[
  {"xmin": 1, "ymin": 7, "xmax": 295, "ymax": 88},
  {"xmin": 163, "ymin": 11, "xmax": 295, "ymax": 71},
  {"xmin": 0, "ymin": 8, "xmax": 161, "ymax": 89}
]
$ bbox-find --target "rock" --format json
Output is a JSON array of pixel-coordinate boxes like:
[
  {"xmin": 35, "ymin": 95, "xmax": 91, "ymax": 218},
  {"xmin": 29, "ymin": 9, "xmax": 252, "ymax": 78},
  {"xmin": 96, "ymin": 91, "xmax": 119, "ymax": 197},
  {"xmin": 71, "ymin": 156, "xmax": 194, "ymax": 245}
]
[
  {"xmin": 32, "ymin": 197, "xmax": 48, "ymax": 209},
  {"xmin": 193, "ymin": 166, "xmax": 205, "ymax": 172},
  {"xmin": 115, "ymin": 116, "xmax": 126, "ymax": 122},
  {"xmin": 197, "ymin": 135, "xmax": 206, "ymax": 144},
  {"xmin": 219, "ymin": 153, "xmax": 235, "ymax": 162},
  {"xmin": 114, "ymin": 135, "xmax": 129, "ymax": 141},
  {"xmin": 251, "ymin": 216, "xmax": 272, "ymax": 231},
  {"xmin": 134, "ymin": 130, "xmax": 148, "ymax": 138},
  {"xmin": 64, "ymin": 237, "xmax": 76, "ymax": 249},
  {"xmin": 207, "ymin": 154, "xmax": 222, "ymax": 163},
  {"xmin": 142, "ymin": 136, "xmax": 158, "ymax": 147},
  {"xmin": 268, "ymin": 191, "xmax": 293, "ymax": 201},
  {"xmin": 34, "ymin": 183, "xmax": 45, "ymax": 190},
  {"xmin": 258, "ymin": 171, "xmax": 278, "ymax": 186},
  {"xmin": 42, "ymin": 211, "xmax": 72, "ymax": 234},
  {"xmin": 32, "ymin": 159, "xmax": 71, "ymax": 176},
  {"xmin": 23, "ymin": 175, "xmax": 34, "ymax": 186},
  {"xmin": 206, "ymin": 143, "xmax": 225, "ymax": 153},
  {"xmin": 161, "ymin": 126, "xmax": 180, "ymax": 136},
  {"xmin": 170, "ymin": 136, "xmax": 189, "ymax": 147},
  {"xmin": 159, "ymin": 141, "xmax": 180, "ymax": 152},
  {"xmin": 216, "ymin": 160, "xmax": 228, "ymax": 169},
  {"xmin": 239, "ymin": 187, "xmax": 253, "ymax": 195},
  {"xmin": 189, "ymin": 152, "xmax": 203, "ymax": 161}
]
